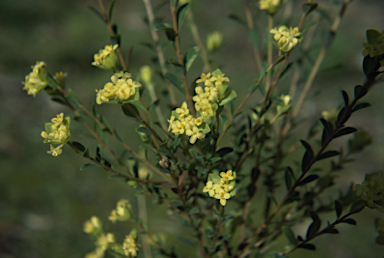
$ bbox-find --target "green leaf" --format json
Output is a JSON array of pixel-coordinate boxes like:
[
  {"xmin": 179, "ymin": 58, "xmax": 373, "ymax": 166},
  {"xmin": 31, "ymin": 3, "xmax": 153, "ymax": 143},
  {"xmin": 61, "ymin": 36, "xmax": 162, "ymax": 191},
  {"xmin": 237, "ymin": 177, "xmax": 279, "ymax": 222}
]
[
  {"xmin": 300, "ymin": 140, "xmax": 314, "ymax": 172},
  {"xmin": 228, "ymin": 14, "xmax": 246, "ymax": 27},
  {"xmin": 333, "ymin": 127, "xmax": 356, "ymax": 138},
  {"xmin": 83, "ymin": 148, "xmax": 90, "ymax": 158},
  {"xmin": 282, "ymin": 226, "xmax": 298, "ymax": 245},
  {"xmin": 121, "ymin": 103, "xmax": 140, "ymax": 118},
  {"xmin": 189, "ymin": 207, "xmax": 199, "ymax": 215},
  {"xmin": 219, "ymin": 90, "xmax": 237, "ymax": 106},
  {"xmin": 189, "ymin": 149, "xmax": 203, "ymax": 159},
  {"xmin": 249, "ymin": 82, "xmax": 259, "ymax": 94},
  {"xmin": 300, "ymin": 20, "xmax": 317, "ymax": 34},
  {"xmin": 87, "ymin": 5, "xmax": 105, "ymax": 23},
  {"xmin": 363, "ymin": 55, "xmax": 381, "ymax": 80},
  {"xmin": 216, "ymin": 147, "xmax": 233, "ymax": 157},
  {"xmin": 129, "ymin": 99, "xmax": 146, "ymax": 112},
  {"xmin": 184, "ymin": 46, "xmax": 199, "ymax": 72},
  {"xmin": 108, "ymin": 0, "xmax": 116, "ymax": 20},
  {"xmin": 352, "ymin": 102, "xmax": 371, "ymax": 113},
  {"xmin": 248, "ymin": 27, "xmax": 260, "ymax": 49},
  {"xmin": 299, "ymin": 243, "xmax": 316, "ymax": 250},
  {"xmin": 80, "ymin": 163, "xmax": 101, "ymax": 171},
  {"xmin": 341, "ymin": 90, "xmax": 349, "ymax": 108},
  {"xmin": 317, "ymin": 151, "xmax": 340, "ymax": 161},
  {"xmin": 71, "ymin": 141, "xmax": 86, "ymax": 153},
  {"xmin": 366, "ymin": 29, "xmax": 381, "ymax": 44},
  {"xmin": 340, "ymin": 218, "xmax": 356, "ymax": 225},
  {"xmin": 298, "ymin": 175, "xmax": 319, "ymax": 186},
  {"xmin": 335, "ymin": 200, "xmax": 342, "ymax": 218},
  {"xmin": 46, "ymin": 73, "xmax": 60, "ymax": 90},
  {"xmin": 284, "ymin": 167, "xmax": 294, "ymax": 190},
  {"xmin": 67, "ymin": 89, "xmax": 82, "ymax": 106},
  {"xmin": 164, "ymin": 73, "xmax": 185, "ymax": 94},
  {"xmin": 306, "ymin": 211, "xmax": 321, "ymax": 240},
  {"xmin": 349, "ymin": 200, "xmax": 365, "ymax": 214},
  {"xmin": 177, "ymin": 3, "xmax": 189, "ymax": 31},
  {"xmin": 354, "ymin": 85, "xmax": 367, "ymax": 100},
  {"xmin": 154, "ymin": 23, "xmax": 173, "ymax": 31},
  {"xmin": 323, "ymin": 227, "xmax": 339, "ymax": 234},
  {"xmin": 136, "ymin": 127, "xmax": 154, "ymax": 136}
]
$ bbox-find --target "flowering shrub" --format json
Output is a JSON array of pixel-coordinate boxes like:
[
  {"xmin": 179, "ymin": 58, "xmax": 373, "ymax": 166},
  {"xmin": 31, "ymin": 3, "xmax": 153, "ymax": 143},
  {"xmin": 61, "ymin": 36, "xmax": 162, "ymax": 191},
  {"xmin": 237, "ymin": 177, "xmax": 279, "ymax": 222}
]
[{"xmin": 22, "ymin": 0, "xmax": 384, "ymax": 257}]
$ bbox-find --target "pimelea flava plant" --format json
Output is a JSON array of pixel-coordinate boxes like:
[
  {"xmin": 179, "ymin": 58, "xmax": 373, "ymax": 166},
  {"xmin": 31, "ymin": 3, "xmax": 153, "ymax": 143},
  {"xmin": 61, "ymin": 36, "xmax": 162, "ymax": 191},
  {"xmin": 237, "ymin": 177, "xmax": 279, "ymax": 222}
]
[{"xmin": 22, "ymin": 0, "xmax": 384, "ymax": 257}]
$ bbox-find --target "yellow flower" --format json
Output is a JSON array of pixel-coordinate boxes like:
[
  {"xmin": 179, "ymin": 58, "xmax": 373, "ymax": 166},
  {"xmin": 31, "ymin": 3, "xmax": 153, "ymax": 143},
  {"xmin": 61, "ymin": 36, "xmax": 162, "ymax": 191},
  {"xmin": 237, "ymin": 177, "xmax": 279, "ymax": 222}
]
[
  {"xmin": 203, "ymin": 181, "xmax": 220, "ymax": 197},
  {"xmin": 83, "ymin": 216, "xmax": 102, "ymax": 234},
  {"xmin": 321, "ymin": 109, "xmax": 339, "ymax": 123},
  {"xmin": 41, "ymin": 113, "xmax": 70, "ymax": 157},
  {"xmin": 175, "ymin": 101, "xmax": 190, "ymax": 118},
  {"xmin": 186, "ymin": 126, "xmax": 206, "ymax": 144},
  {"xmin": 123, "ymin": 230, "xmax": 139, "ymax": 257},
  {"xmin": 214, "ymin": 187, "xmax": 231, "ymax": 206},
  {"xmin": 92, "ymin": 44, "xmax": 119, "ymax": 70},
  {"xmin": 220, "ymin": 170, "xmax": 234, "ymax": 183},
  {"xmin": 96, "ymin": 72, "xmax": 141, "ymax": 104},
  {"xmin": 84, "ymin": 247, "xmax": 104, "ymax": 258},
  {"xmin": 97, "ymin": 233, "xmax": 115, "ymax": 250},
  {"xmin": 109, "ymin": 198, "xmax": 132, "ymax": 223},
  {"xmin": 22, "ymin": 61, "xmax": 48, "ymax": 97},
  {"xmin": 270, "ymin": 26, "xmax": 301, "ymax": 53},
  {"xmin": 259, "ymin": 0, "xmax": 281, "ymax": 15}
]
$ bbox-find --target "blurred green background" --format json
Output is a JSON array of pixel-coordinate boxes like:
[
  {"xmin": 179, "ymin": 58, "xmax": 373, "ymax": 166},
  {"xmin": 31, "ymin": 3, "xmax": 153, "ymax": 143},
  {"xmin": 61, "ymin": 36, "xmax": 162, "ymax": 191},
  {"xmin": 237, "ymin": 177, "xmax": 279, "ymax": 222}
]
[{"xmin": 1, "ymin": 0, "xmax": 384, "ymax": 257}]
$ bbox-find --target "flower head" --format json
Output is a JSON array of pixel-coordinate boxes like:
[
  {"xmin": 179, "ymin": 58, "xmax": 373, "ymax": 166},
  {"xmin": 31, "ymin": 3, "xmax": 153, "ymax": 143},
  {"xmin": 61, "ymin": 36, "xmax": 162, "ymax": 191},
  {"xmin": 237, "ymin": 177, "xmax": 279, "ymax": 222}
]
[
  {"xmin": 123, "ymin": 229, "xmax": 139, "ymax": 257},
  {"xmin": 22, "ymin": 61, "xmax": 48, "ymax": 97},
  {"xmin": 270, "ymin": 26, "xmax": 301, "ymax": 53},
  {"xmin": 355, "ymin": 172, "xmax": 384, "ymax": 209},
  {"xmin": 203, "ymin": 170, "xmax": 236, "ymax": 206},
  {"xmin": 92, "ymin": 44, "xmax": 120, "ymax": 70},
  {"xmin": 41, "ymin": 113, "xmax": 70, "ymax": 157},
  {"xmin": 83, "ymin": 216, "xmax": 102, "ymax": 235},
  {"xmin": 259, "ymin": 0, "xmax": 281, "ymax": 15},
  {"xmin": 109, "ymin": 198, "xmax": 132, "ymax": 223},
  {"xmin": 96, "ymin": 72, "xmax": 141, "ymax": 104}
]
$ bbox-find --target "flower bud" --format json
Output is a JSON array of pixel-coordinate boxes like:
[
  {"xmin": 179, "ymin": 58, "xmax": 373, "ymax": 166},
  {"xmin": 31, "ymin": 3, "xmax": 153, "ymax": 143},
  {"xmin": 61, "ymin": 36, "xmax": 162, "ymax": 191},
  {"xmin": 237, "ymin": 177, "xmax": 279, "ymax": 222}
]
[
  {"xmin": 140, "ymin": 65, "xmax": 152, "ymax": 84},
  {"xmin": 206, "ymin": 32, "xmax": 223, "ymax": 52}
]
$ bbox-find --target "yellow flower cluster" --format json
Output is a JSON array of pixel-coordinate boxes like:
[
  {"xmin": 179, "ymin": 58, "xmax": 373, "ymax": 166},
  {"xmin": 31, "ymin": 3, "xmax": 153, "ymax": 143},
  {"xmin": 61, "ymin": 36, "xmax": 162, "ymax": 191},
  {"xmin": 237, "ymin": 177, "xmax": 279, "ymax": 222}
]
[
  {"xmin": 84, "ymin": 201, "xmax": 139, "ymax": 257},
  {"xmin": 363, "ymin": 30, "xmax": 384, "ymax": 58},
  {"xmin": 168, "ymin": 101, "xmax": 206, "ymax": 144},
  {"xmin": 84, "ymin": 247, "xmax": 104, "ymax": 258},
  {"xmin": 194, "ymin": 73, "xmax": 227, "ymax": 119},
  {"xmin": 203, "ymin": 170, "xmax": 236, "ymax": 206},
  {"xmin": 96, "ymin": 72, "xmax": 141, "ymax": 104},
  {"xmin": 108, "ymin": 198, "xmax": 132, "ymax": 223},
  {"xmin": 259, "ymin": 0, "xmax": 281, "ymax": 14},
  {"xmin": 355, "ymin": 172, "xmax": 384, "ymax": 209},
  {"xmin": 22, "ymin": 61, "xmax": 48, "ymax": 97},
  {"xmin": 92, "ymin": 44, "xmax": 119, "ymax": 70},
  {"xmin": 122, "ymin": 230, "xmax": 139, "ymax": 257},
  {"xmin": 168, "ymin": 71, "xmax": 231, "ymax": 144},
  {"xmin": 83, "ymin": 216, "xmax": 103, "ymax": 235},
  {"xmin": 41, "ymin": 113, "xmax": 70, "ymax": 157},
  {"xmin": 270, "ymin": 26, "xmax": 301, "ymax": 53}
]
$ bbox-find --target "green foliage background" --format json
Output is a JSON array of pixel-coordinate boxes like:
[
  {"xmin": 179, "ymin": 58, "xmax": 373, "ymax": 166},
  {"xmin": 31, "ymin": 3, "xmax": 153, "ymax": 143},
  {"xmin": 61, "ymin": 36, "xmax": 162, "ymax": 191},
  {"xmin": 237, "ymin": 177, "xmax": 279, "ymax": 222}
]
[{"xmin": 1, "ymin": 0, "xmax": 384, "ymax": 257}]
